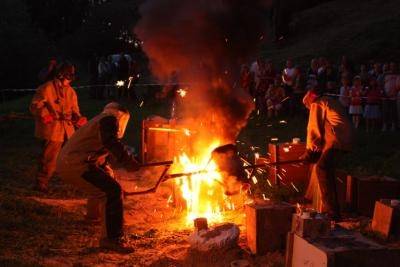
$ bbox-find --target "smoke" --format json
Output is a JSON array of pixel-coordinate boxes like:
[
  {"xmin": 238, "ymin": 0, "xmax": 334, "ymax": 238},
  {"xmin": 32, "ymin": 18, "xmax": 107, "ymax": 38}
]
[{"xmin": 135, "ymin": 0, "xmax": 271, "ymax": 142}]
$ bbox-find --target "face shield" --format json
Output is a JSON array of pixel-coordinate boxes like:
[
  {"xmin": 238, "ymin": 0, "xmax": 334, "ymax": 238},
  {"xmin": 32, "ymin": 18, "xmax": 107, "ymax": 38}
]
[
  {"xmin": 117, "ymin": 112, "xmax": 130, "ymax": 139},
  {"xmin": 302, "ymin": 90, "xmax": 319, "ymax": 109},
  {"xmin": 103, "ymin": 102, "xmax": 130, "ymax": 139}
]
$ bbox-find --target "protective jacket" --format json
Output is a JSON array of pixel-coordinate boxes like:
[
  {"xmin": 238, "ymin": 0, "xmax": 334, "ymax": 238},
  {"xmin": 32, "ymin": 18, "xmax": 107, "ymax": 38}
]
[
  {"xmin": 306, "ymin": 95, "xmax": 353, "ymax": 152},
  {"xmin": 56, "ymin": 109, "xmax": 139, "ymax": 177},
  {"xmin": 30, "ymin": 80, "xmax": 80, "ymax": 142}
]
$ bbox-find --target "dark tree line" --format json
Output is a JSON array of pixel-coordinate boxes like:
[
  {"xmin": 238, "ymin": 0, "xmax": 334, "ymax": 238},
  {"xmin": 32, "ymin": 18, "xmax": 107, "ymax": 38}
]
[{"xmin": 1, "ymin": 0, "xmax": 142, "ymax": 89}]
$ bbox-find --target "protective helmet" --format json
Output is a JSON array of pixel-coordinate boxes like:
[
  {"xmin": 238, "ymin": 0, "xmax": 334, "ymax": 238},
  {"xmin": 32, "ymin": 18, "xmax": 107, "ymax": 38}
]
[{"xmin": 103, "ymin": 102, "xmax": 130, "ymax": 139}]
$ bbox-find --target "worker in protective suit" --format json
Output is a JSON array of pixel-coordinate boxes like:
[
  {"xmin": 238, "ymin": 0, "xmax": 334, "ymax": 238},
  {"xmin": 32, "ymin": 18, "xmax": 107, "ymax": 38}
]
[
  {"xmin": 56, "ymin": 103, "xmax": 140, "ymax": 253},
  {"xmin": 30, "ymin": 62, "xmax": 86, "ymax": 192},
  {"xmin": 301, "ymin": 89, "xmax": 353, "ymax": 220}
]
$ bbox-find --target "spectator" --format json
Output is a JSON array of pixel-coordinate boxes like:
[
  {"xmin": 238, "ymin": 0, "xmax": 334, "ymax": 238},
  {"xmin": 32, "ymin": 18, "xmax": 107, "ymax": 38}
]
[
  {"xmin": 368, "ymin": 63, "xmax": 383, "ymax": 85},
  {"xmin": 339, "ymin": 76, "xmax": 351, "ymax": 110},
  {"xmin": 38, "ymin": 58, "xmax": 57, "ymax": 84},
  {"xmin": 382, "ymin": 62, "xmax": 399, "ymax": 131},
  {"xmin": 240, "ymin": 64, "xmax": 252, "ymax": 95},
  {"xmin": 250, "ymin": 57, "xmax": 264, "ymax": 96},
  {"xmin": 282, "ymin": 58, "xmax": 296, "ymax": 114},
  {"xmin": 364, "ymin": 78, "xmax": 382, "ymax": 132},
  {"xmin": 307, "ymin": 58, "xmax": 319, "ymax": 81},
  {"xmin": 266, "ymin": 78, "xmax": 285, "ymax": 119},
  {"xmin": 255, "ymin": 59, "xmax": 274, "ymax": 111},
  {"xmin": 349, "ymin": 76, "xmax": 363, "ymax": 129},
  {"xmin": 116, "ymin": 53, "xmax": 130, "ymax": 99},
  {"xmin": 97, "ymin": 56, "xmax": 110, "ymax": 99},
  {"xmin": 359, "ymin": 64, "xmax": 369, "ymax": 86}
]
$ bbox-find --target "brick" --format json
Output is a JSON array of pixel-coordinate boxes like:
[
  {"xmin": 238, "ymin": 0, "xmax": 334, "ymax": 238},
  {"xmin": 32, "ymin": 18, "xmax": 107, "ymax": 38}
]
[
  {"xmin": 285, "ymin": 229, "xmax": 400, "ymax": 267},
  {"xmin": 371, "ymin": 199, "xmax": 400, "ymax": 239},
  {"xmin": 245, "ymin": 201, "xmax": 295, "ymax": 254}
]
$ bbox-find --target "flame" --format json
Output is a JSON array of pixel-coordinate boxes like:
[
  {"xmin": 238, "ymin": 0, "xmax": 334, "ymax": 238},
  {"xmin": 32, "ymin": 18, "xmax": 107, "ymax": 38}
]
[{"xmin": 172, "ymin": 141, "xmax": 234, "ymax": 224}]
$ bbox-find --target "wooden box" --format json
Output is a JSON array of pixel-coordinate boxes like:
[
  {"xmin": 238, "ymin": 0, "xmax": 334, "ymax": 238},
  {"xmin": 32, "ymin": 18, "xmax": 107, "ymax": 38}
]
[
  {"xmin": 141, "ymin": 117, "xmax": 193, "ymax": 163},
  {"xmin": 285, "ymin": 229, "xmax": 400, "ymax": 267},
  {"xmin": 291, "ymin": 213, "xmax": 331, "ymax": 239},
  {"xmin": 348, "ymin": 176, "xmax": 400, "ymax": 217},
  {"xmin": 371, "ymin": 199, "xmax": 400, "ymax": 239},
  {"xmin": 268, "ymin": 142, "xmax": 310, "ymax": 187},
  {"xmin": 245, "ymin": 201, "xmax": 295, "ymax": 254}
]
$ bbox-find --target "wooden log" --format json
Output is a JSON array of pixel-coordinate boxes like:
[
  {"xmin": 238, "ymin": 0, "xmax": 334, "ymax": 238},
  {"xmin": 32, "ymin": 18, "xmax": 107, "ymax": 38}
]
[{"xmin": 245, "ymin": 201, "xmax": 295, "ymax": 254}]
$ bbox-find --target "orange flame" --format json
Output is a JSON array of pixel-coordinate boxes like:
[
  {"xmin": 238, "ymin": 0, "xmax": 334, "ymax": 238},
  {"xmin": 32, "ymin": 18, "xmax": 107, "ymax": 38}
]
[{"xmin": 172, "ymin": 140, "xmax": 235, "ymax": 224}]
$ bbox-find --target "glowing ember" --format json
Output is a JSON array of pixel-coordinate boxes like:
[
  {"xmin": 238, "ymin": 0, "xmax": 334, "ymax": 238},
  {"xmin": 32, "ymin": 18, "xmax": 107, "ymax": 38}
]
[
  {"xmin": 177, "ymin": 88, "xmax": 187, "ymax": 98},
  {"xmin": 172, "ymin": 141, "xmax": 236, "ymax": 224},
  {"xmin": 116, "ymin": 80, "xmax": 125, "ymax": 87}
]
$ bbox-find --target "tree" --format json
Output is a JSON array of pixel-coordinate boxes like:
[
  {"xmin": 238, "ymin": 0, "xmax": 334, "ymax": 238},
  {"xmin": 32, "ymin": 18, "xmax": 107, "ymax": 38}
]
[{"xmin": 0, "ymin": 0, "xmax": 52, "ymax": 88}]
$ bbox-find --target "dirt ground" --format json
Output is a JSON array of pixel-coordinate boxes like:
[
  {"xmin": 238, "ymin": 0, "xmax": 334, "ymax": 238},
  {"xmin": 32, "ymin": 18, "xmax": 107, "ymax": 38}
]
[{"xmin": 0, "ymin": 166, "xmax": 284, "ymax": 267}]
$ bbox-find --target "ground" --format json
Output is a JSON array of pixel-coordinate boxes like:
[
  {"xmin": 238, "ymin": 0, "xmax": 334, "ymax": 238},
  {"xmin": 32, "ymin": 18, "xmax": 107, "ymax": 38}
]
[{"xmin": 1, "ymin": 86, "xmax": 399, "ymax": 266}]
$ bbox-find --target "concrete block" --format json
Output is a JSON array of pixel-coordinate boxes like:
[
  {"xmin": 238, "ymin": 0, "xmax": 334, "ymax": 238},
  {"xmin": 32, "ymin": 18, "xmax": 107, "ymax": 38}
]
[
  {"xmin": 291, "ymin": 213, "xmax": 331, "ymax": 239},
  {"xmin": 286, "ymin": 229, "xmax": 400, "ymax": 267},
  {"xmin": 371, "ymin": 199, "xmax": 400, "ymax": 239},
  {"xmin": 246, "ymin": 201, "xmax": 295, "ymax": 254}
]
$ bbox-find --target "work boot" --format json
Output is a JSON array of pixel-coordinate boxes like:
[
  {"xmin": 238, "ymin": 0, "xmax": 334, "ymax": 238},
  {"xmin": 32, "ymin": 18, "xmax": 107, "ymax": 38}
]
[{"xmin": 99, "ymin": 237, "xmax": 134, "ymax": 254}]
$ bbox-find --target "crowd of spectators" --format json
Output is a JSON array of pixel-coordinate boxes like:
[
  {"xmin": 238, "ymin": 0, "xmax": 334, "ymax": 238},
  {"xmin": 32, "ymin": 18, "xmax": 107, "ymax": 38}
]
[
  {"xmin": 87, "ymin": 53, "xmax": 140, "ymax": 100},
  {"xmin": 240, "ymin": 56, "xmax": 400, "ymax": 132}
]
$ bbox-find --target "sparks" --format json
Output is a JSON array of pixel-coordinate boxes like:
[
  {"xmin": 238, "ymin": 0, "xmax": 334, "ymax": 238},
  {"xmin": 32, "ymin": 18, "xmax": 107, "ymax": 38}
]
[
  {"xmin": 283, "ymin": 147, "xmax": 290, "ymax": 152},
  {"xmin": 251, "ymin": 176, "xmax": 258, "ymax": 184},
  {"xmin": 116, "ymin": 80, "xmax": 125, "ymax": 87},
  {"xmin": 139, "ymin": 100, "xmax": 144, "ymax": 107},
  {"xmin": 177, "ymin": 88, "xmax": 187, "ymax": 98},
  {"xmin": 266, "ymin": 179, "xmax": 272, "ymax": 187},
  {"xmin": 291, "ymin": 182, "xmax": 300, "ymax": 192}
]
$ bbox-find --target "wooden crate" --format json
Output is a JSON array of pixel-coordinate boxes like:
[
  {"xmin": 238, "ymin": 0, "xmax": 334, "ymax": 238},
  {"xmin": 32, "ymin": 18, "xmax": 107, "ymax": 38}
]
[
  {"xmin": 245, "ymin": 201, "xmax": 295, "ymax": 254},
  {"xmin": 268, "ymin": 142, "xmax": 310, "ymax": 187},
  {"xmin": 141, "ymin": 117, "xmax": 193, "ymax": 163},
  {"xmin": 348, "ymin": 176, "xmax": 400, "ymax": 217},
  {"xmin": 371, "ymin": 199, "xmax": 400, "ymax": 239},
  {"xmin": 285, "ymin": 229, "xmax": 400, "ymax": 267}
]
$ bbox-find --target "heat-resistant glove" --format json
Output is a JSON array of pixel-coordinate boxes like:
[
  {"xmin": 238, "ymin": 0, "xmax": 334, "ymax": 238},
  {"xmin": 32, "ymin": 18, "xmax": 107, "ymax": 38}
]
[
  {"xmin": 76, "ymin": 116, "xmax": 88, "ymax": 128},
  {"xmin": 41, "ymin": 114, "xmax": 54, "ymax": 124},
  {"xmin": 299, "ymin": 149, "xmax": 321, "ymax": 164}
]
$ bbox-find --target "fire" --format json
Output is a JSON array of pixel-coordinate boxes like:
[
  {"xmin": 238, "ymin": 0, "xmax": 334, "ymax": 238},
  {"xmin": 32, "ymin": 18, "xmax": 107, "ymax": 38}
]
[{"xmin": 172, "ymin": 141, "xmax": 234, "ymax": 224}]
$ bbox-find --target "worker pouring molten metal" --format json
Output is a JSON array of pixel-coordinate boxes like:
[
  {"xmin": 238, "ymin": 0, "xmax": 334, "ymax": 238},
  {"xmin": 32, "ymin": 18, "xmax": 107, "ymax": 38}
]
[
  {"xmin": 301, "ymin": 89, "xmax": 353, "ymax": 221},
  {"xmin": 56, "ymin": 102, "xmax": 140, "ymax": 253}
]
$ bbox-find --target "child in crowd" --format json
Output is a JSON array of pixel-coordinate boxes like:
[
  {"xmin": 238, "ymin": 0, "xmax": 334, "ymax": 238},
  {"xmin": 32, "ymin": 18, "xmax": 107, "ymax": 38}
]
[
  {"xmin": 339, "ymin": 76, "xmax": 351, "ymax": 110},
  {"xmin": 266, "ymin": 78, "xmax": 285, "ymax": 119},
  {"xmin": 349, "ymin": 76, "xmax": 364, "ymax": 129},
  {"xmin": 364, "ymin": 78, "xmax": 382, "ymax": 132}
]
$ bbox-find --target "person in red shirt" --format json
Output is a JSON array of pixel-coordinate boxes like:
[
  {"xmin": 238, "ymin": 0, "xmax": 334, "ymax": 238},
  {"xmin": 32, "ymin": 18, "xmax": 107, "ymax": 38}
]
[
  {"xmin": 349, "ymin": 76, "xmax": 364, "ymax": 129},
  {"xmin": 363, "ymin": 78, "xmax": 382, "ymax": 132}
]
